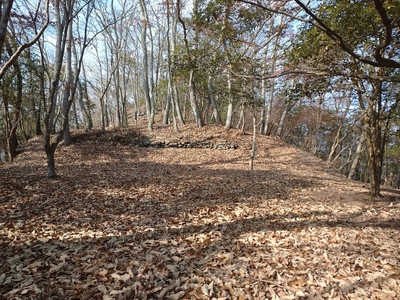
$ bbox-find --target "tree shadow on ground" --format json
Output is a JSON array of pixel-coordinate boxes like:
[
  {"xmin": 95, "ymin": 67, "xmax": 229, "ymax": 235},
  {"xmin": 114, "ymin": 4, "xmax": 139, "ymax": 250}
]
[
  {"xmin": 1, "ymin": 202, "xmax": 399, "ymax": 297},
  {"xmin": 2, "ymin": 135, "xmax": 400, "ymax": 298}
]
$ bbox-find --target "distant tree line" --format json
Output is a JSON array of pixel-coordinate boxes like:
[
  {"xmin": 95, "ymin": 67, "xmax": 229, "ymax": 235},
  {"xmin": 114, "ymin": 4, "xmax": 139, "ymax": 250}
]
[{"xmin": 0, "ymin": 0, "xmax": 399, "ymax": 196}]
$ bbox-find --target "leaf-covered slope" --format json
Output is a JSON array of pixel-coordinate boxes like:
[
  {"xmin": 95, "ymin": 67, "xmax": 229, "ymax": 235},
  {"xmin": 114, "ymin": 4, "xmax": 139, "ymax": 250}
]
[{"xmin": 1, "ymin": 125, "xmax": 399, "ymax": 299}]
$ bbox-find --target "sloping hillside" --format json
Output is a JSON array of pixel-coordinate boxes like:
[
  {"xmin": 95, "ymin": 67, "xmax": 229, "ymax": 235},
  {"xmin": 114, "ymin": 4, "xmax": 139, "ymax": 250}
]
[{"xmin": 1, "ymin": 124, "xmax": 399, "ymax": 299}]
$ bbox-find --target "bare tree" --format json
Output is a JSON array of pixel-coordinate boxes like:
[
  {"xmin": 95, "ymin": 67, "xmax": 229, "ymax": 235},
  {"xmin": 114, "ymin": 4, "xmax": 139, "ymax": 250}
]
[
  {"xmin": 239, "ymin": 0, "xmax": 400, "ymax": 196},
  {"xmin": 177, "ymin": 0, "xmax": 203, "ymax": 128},
  {"xmin": 0, "ymin": 0, "xmax": 49, "ymax": 80},
  {"xmin": 1, "ymin": 0, "xmax": 49, "ymax": 160},
  {"xmin": 41, "ymin": 0, "xmax": 94, "ymax": 177},
  {"xmin": 139, "ymin": 0, "xmax": 155, "ymax": 131}
]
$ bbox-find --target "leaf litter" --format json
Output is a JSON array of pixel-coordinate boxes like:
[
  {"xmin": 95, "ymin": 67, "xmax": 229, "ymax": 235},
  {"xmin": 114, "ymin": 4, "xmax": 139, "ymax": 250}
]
[{"xmin": 0, "ymin": 124, "xmax": 399, "ymax": 299}]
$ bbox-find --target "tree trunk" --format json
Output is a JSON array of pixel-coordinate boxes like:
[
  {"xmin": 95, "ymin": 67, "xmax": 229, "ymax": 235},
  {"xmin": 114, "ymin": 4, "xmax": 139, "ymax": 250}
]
[
  {"xmin": 261, "ymin": 17, "xmax": 281, "ymax": 135},
  {"xmin": 225, "ymin": 71, "xmax": 234, "ymax": 129},
  {"xmin": 208, "ymin": 75, "xmax": 222, "ymax": 125},
  {"xmin": 236, "ymin": 105, "xmax": 245, "ymax": 132},
  {"xmin": 164, "ymin": 1, "xmax": 178, "ymax": 126},
  {"xmin": 8, "ymin": 59, "xmax": 22, "ymax": 160},
  {"xmin": 45, "ymin": 137, "xmax": 57, "ymax": 178},
  {"xmin": 62, "ymin": 20, "xmax": 73, "ymax": 146},
  {"xmin": 276, "ymin": 103, "xmax": 289, "ymax": 137},
  {"xmin": 348, "ymin": 131, "xmax": 365, "ymax": 179},
  {"xmin": 40, "ymin": 0, "xmax": 92, "ymax": 177},
  {"xmin": 354, "ymin": 75, "xmax": 390, "ymax": 197},
  {"xmin": 188, "ymin": 69, "xmax": 203, "ymax": 128},
  {"xmin": 0, "ymin": 0, "xmax": 14, "ymax": 56},
  {"xmin": 249, "ymin": 113, "xmax": 257, "ymax": 170},
  {"xmin": 139, "ymin": 0, "xmax": 155, "ymax": 131},
  {"xmin": 327, "ymin": 98, "xmax": 352, "ymax": 163},
  {"xmin": 3, "ymin": 38, "xmax": 23, "ymax": 161},
  {"xmin": 310, "ymin": 95, "xmax": 323, "ymax": 155}
]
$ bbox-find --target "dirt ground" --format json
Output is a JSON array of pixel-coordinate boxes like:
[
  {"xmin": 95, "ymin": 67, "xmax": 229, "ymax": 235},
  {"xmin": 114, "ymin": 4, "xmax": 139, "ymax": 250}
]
[{"xmin": 1, "ymin": 124, "xmax": 399, "ymax": 299}]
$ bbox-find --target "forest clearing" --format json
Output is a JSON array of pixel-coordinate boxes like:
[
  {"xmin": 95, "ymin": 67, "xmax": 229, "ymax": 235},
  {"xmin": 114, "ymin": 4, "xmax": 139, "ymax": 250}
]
[{"xmin": 1, "ymin": 124, "xmax": 400, "ymax": 299}]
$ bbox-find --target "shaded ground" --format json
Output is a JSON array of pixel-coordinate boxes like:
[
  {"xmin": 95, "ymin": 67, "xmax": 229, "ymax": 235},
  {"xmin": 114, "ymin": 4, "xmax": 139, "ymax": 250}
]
[{"xmin": 1, "ymin": 124, "xmax": 399, "ymax": 299}]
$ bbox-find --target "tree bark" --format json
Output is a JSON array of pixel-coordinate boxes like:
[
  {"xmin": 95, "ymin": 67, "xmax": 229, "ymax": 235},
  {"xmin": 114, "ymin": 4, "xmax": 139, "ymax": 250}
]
[
  {"xmin": 249, "ymin": 113, "xmax": 257, "ymax": 170},
  {"xmin": 225, "ymin": 71, "xmax": 234, "ymax": 129},
  {"xmin": 0, "ymin": 0, "xmax": 14, "ymax": 56},
  {"xmin": 45, "ymin": 137, "xmax": 57, "ymax": 178},
  {"xmin": 188, "ymin": 69, "xmax": 203, "ymax": 128},
  {"xmin": 62, "ymin": 20, "xmax": 73, "ymax": 146},
  {"xmin": 309, "ymin": 95, "xmax": 323, "ymax": 155},
  {"xmin": 3, "ymin": 38, "xmax": 22, "ymax": 161},
  {"xmin": 164, "ymin": 2, "xmax": 184, "ymax": 126},
  {"xmin": 42, "ymin": 0, "xmax": 93, "ymax": 177},
  {"xmin": 177, "ymin": 0, "xmax": 202, "ymax": 128},
  {"xmin": 354, "ymin": 76, "xmax": 388, "ymax": 196},
  {"xmin": 139, "ymin": 0, "xmax": 155, "ymax": 131},
  {"xmin": 276, "ymin": 102, "xmax": 289, "ymax": 137},
  {"xmin": 208, "ymin": 75, "xmax": 222, "ymax": 125}
]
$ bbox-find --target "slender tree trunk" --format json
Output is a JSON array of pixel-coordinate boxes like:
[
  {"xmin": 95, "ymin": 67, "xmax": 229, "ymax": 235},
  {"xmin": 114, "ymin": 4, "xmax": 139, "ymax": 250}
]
[
  {"xmin": 177, "ymin": 0, "xmax": 202, "ymax": 127},
  {"xmin": 173, "ymin": 81, "xmax": 184, "ymax": 124},
  {"xmin": 114, "ymin": 57, "xmax": 121, "ymax": 126},
  {"xmin": 188, "ymin": 69, "xmax": 203, "ymax": 128},
  {"xmin": 3, "ymin": 40, "xmax": 22, "ymax": 161},
  {"xmin": 45, "ymin": 138, "xmax": 57, "ymax": 178},
  {"xmin": 121, "ymin": 50, "xmax": 129, "ymax": 126},
  {"xmin": 327, "ymin": 124, "xmax": 343, "ymax": 163},
  {"xmin": 261, "ymin": 17, "xmax": 281, "ymax": 135},
  {"xmin": 171, "ymin": 87, "xmax": 179, "ymax": 133},
  {"xmin": 62, "ymin": 20, "xmax": 73, "ymax": 146},
  {"xmin": 164, "ymin": 1, "xmax": 174, "ymax": 125},
  {"xmin": 276, "ymin": 102, "xmax": 289, "ymax": 137},
  {"xmin": 354, "ymin": 75, "xmax": 390, "ymax": 196},
  {"xmin": 35, "ymin": 101, "xmax": 42, "ymax": 136},
  {"xmin": 236, "ymin": 105, "xmax": 245, "ymax": 131},
  {"xmin": 164, "ymin": 1, "xmax": 184, "ymax": 125},
  {"xmin": 365, "ymin": 106, "xmax": 387, "ymax": 197},
  {"xmin": 75, "ymin": 28, "xmax": 92, "ymax": 130},
  {"xmin": 0, "ymin": 0, "xmax": 14, "ymax": 56},
  {"xmin": 249, "ymin": 112, "xmax": 257, "ymax": 170},
  {"xmin": 43, "ymin": 0, "xmax": 69, "ymax": 177},
  {"xmin": 225, "ymin": 70, "xmax": 234, "ymax": 129},
  {"xmin": 42, "ymin": 0, "xmax": 92, "ymax": 177},
  {"xmin": 260, "ymin": 55, "xmax": 267, "ymax": 134},
  {"xmin": 327, "ymin": 97, "xmax": 352, "ymax": 163},
  {"xmin": 310, "ymin": 95, "xmax": 323, "ymax": 154},
  {"xmin": 208, "ymin": 75, "xmax": 221, "ymax": 125},
  {"xmin": 72, "ymin": 101, "xmax": 79, "ymax": 129},
  {"xmin": 139, "ymin": 0, "xmax": 155, "ymax": 131},
  {"xmin": 77, "ymin": 78, "xmax": 92, "ymax": 130}
]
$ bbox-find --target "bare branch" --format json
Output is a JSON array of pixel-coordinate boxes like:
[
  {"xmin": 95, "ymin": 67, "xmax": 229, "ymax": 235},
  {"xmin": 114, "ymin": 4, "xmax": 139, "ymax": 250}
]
[
  {"xmin": 0, "ymin": 0, "xmax": 14, "ymax": 54},
  {"xmin": 0, "ymin": 0, "xmax": 50, "ymax": 80}
]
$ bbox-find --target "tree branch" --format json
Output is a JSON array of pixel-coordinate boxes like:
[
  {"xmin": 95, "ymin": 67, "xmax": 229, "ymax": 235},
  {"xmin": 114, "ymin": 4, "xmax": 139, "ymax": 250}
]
[
  {"xmin": 237, "ymin": 0, "xmax": 400, "ymax": 69},
  {"xmin": 229, "ymin": 67, "xmax": 400, "ymax": 83},
  {"xmin": 0, "ymin": 0, "xmax": 50, "ymax": 80},
  {"xmin": 372, "ymin": 0, "xmax": 398, "ymax": 67},
  {"xmin": 291, "ymin": 0, "xmax": 400, "ymax": 68},
  {"xmin": 0, "ymin": 0, "xmax": 14, "ymax": 54}
]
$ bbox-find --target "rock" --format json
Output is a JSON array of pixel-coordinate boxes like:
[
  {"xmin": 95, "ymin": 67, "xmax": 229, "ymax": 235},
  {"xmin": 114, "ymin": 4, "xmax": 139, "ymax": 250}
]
[
  {"xmin": 135, "ymin": 139, "xmax": 238, "ymax": 150},
  {"xmin": 0, "ymin": 149, "xmax": 7, "ymax": 162}
]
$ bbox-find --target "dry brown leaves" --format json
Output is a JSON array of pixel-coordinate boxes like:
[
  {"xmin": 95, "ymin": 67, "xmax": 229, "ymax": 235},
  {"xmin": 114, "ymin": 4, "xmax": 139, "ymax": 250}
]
[{"xmin": 1, "ymin": 124, "xmax": 399, "ymax": 299}]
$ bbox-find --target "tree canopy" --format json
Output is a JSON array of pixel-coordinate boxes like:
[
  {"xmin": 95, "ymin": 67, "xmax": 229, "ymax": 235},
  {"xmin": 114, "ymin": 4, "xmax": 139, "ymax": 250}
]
[{"xmin": 0, "ymin": 0, "xmax": 399, "ymax": 196}]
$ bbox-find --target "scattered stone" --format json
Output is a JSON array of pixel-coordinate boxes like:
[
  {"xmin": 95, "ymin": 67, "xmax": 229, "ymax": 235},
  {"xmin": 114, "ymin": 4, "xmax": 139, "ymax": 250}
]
[
  {"xmin": 136, "ymin": 140, "xmax": 238, "ymax": 150},
  {"xmin": 0, "ymin": 149, "xmax": 7, "ymax": 162}
]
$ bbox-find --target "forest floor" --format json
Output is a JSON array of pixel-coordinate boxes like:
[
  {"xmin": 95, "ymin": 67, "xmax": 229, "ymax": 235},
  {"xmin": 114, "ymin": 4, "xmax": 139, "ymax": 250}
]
[{"xmin": 1, "ymin": 123, "xmax": 400, "ymax": 300}]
